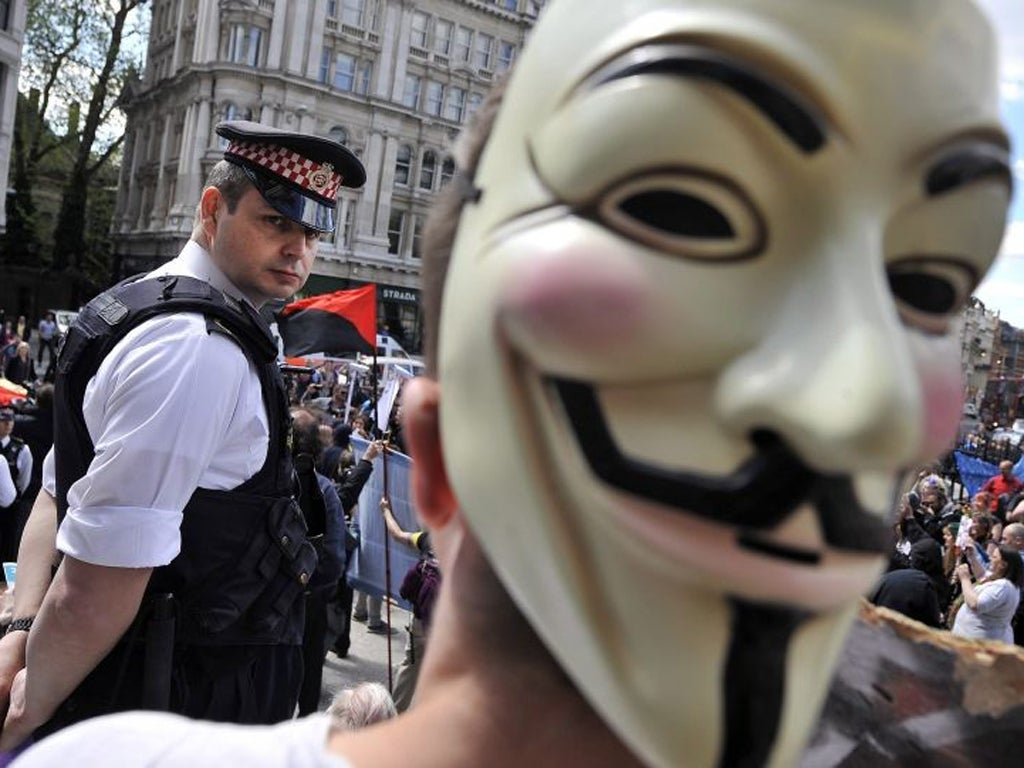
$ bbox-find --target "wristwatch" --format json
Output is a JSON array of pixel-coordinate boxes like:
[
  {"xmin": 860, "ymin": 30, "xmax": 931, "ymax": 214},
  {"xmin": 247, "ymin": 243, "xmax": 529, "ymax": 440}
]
[{"xmin": 4, "ymin": 617, "xmax": 34, "ymax": 635}]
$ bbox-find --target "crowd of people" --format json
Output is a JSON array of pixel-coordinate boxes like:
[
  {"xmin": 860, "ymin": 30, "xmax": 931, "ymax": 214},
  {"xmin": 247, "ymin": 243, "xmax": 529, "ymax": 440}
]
[
  {"xmin": 879, "ymin": 465, "xmax": 1024, "ymax": 645},
  {"xmin": 0, "ymin": 312, "xmax": 60, "ymax": 390}
]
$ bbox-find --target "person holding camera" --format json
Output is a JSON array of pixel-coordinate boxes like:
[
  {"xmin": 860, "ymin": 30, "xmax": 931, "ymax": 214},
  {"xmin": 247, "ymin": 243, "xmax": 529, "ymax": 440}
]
[{"xmin": 952, "ymin": 544, "xmax": 1024, "ymax": 643}]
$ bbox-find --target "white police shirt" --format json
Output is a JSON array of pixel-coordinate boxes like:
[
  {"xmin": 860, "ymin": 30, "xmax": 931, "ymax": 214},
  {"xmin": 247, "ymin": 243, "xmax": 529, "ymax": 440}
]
[
  {"xmin": 56, "ymin": 241, "xmax": 270, "ymax": 568},
  {"xmin": 0, "ymin": 434, "xmax": 32, "ymax": 496},
  {"xmin": 0, "ymin": 458, "xmax": 15, "ymax": 508}
]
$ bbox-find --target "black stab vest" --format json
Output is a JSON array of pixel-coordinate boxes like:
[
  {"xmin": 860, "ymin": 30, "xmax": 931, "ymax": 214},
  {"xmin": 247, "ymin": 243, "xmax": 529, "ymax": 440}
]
[{"xmin": 54, "ymin": 274, "xmax": 316, "ymax": 645}]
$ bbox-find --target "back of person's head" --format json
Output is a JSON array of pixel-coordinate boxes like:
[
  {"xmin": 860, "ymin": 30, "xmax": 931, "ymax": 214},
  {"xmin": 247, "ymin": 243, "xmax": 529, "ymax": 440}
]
[
  {"xmin": 333, "ymin": 423, "xmax": 352, "ymax": 447},
  {"xmin": 909, "ymin": 537, "xmax": 943, "ymax": 581},
  {"xmin": 327, "ymin": 682, "xmax": 397, "ymax": 730},
  {"xmin": 999, "ymin": 543, "xmax": 1024, "ymax": 589},
  {"xmin": 290, "ymin": 407, "xmax": 322, "ymax": 459}
]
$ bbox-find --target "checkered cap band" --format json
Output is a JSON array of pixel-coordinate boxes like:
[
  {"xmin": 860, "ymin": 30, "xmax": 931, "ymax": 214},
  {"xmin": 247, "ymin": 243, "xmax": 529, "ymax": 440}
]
[{"xmin": 225, "ymin": 140, "xmax": 343, "ymax": 200}]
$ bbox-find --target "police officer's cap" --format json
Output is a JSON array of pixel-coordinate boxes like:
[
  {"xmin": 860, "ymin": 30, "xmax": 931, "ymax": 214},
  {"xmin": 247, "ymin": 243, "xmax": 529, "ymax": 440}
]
[{"xmin": 216, "ymin": 121, "xmax": 366, "ymax": 234}]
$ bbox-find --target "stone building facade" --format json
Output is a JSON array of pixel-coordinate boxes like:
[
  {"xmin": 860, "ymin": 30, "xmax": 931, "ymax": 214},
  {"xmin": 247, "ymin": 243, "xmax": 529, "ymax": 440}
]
[
  {"xmin": 113, "ymin": 0, "xmax": 541, "ymax": 353},
  {"xmin": 0, "ymin": 0, "xmax": 27, "ymax": 234}
]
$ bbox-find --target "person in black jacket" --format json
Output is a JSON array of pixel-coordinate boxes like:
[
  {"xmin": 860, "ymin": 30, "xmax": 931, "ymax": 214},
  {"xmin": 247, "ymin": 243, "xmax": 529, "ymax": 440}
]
[{"xmin": 324, "ymin": 437, "xmax": 382, "ymax": 659}]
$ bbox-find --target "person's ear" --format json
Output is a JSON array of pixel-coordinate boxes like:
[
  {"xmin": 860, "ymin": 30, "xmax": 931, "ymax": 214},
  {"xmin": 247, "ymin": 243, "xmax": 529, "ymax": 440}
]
[
  {"xmin": 200, "ymin": 187, "xmax": 223, "ymax": 241},
  {"xmin": 402, "ymin": 376, "xmax": 457, "ymax": 529}
]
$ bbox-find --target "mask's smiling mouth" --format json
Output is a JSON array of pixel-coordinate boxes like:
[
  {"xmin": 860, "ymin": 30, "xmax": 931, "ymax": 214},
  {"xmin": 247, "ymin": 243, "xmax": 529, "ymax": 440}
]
[{"xmin": 550, "ymin": 377, "xmax": 891, "ymax": 557}]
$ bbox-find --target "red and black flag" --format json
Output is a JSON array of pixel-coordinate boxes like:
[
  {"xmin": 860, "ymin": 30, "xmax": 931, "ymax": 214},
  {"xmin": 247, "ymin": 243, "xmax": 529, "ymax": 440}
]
[{"xmin": 277, "ymin": 285, "xmax": 377, "ymax": 357}]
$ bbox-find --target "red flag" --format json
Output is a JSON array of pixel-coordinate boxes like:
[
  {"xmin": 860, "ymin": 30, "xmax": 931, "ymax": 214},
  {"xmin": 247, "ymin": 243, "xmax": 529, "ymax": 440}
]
[{"xmin": 278, "ymin": 285, "xmax": 377, "ymax": 356}]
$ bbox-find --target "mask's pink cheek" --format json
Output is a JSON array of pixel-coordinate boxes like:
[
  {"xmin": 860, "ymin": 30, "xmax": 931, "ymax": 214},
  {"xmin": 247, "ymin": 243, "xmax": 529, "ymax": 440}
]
[
  {"xmin": 920, "ymin": 361, "xmax": 964, "ymax": 457},
  {"xmin": 497, "ymin": 245, "xmax": 652, "ymax": 358}
]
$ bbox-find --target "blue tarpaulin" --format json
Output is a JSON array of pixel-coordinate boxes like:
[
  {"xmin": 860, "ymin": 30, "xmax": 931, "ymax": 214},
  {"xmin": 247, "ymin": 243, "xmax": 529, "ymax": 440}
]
[
  {"xmin": 953, "ymin": 451, "xmax": 1024, "ymax": 499},
  {"xmin": 347, "ymin": 437, "xmax": 420, "ymax": 609}
]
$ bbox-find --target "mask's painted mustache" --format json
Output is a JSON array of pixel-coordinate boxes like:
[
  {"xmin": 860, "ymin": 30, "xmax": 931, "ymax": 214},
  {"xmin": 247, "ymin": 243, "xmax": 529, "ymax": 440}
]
[{"xmin": 551, "ymin": 378, "xmax": 889, "ymax": 554}]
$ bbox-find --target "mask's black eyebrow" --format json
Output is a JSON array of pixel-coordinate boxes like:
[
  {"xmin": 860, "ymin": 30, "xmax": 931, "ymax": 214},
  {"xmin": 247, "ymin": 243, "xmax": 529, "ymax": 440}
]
[
  {"xmin": 925, "ymin": 144, "xmax": 1013, "ymax": 197},
  {"xmin": 586, "ymin": 44, "xmax": 828, "ymax": 154}
]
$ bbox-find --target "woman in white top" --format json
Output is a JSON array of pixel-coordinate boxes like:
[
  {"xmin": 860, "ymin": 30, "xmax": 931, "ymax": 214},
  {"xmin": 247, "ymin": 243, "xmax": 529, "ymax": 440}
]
[{"xmin": 952, "ymin": 544, "xmax": 1024, "ymax": 644}]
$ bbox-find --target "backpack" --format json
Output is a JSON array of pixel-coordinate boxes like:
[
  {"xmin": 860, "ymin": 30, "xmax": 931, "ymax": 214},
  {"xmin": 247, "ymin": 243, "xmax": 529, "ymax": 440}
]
[{"xmin": 399, "ymin": 556, "xmax": 442, "ymax": 627}]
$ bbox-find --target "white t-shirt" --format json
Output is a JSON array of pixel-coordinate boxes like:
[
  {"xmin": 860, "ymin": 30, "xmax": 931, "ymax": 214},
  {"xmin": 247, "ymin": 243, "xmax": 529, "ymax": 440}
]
[
  {"xmin": 55, "ymin": 241, "xmax": 270, "ymax": 568},
  {"xmin": 12, "ymin": 712, "xmax": 353, "ymax": 768},
  {"xmin": 951, "ymin": 578, "xmax": 1020, "ymax": 643}
]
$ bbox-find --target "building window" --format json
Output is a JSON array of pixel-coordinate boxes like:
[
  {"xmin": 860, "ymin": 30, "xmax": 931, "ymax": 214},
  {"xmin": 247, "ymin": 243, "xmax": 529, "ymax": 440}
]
[
  {"xmin": 357, "ymin": 61, "xmax": 373, "ymax": 95},
  {"xmin": 434, "ymin": 19, "xmax": 453, "ymax": 56},
  {"xmin": 224, "ymin": 103, "xmax": 253, "ymax": 122},
  {"xmin": 424, "ymin": 80, "xmax": 444, "ymax": 117},
  {"xmin": 388, "ymin": 210, "xmax": 405, "ymax": 254},
  {"xmin": 503, "ymin": 0, "xmax": 517, "ymax": 9},
  {"xmin": 410, "ymin": 11, "xmax": 429, "ymax": 48},
  {"xmin": 227, "ymin": 25, "xmax": 262, "ymax": 66},
  {"xmin": 411, "ymin": 216, "xmax": 423, "ymax": 259},
  {"xmin": 402, "ymin": 75, "xmax": 421, "ymax": 109},
  {"xmin": 497, "ymin": 41, "xmax": 515, "ymax": 72},
  {"xmin": 341, "ymin": 0, "xmax": 366, "ymax": 26},
  {"xmin": 440, "ymin": 157, "xmax": 455, "ymax": 187},
  {"xmin": 342, "ymin": 200, "xmax": 355, "ymax": 246},
  {"xmin": 0, "ymin": 0, "xmax": 9, "ymax": 30},
  {"xmin": 467, "ymin": 92, "xmax": 484, "ymax": 117},
  {"xmin": 454, "ymin": 27, "xmax": 472, "ymax": 63},
  {"xmin": 445, "ymin": 87, "xmax": 466, "ymax": 123},
  {"xmin": 395, "ymin": 145, "xmax": 412, "ymax": 186},
  {"xmin": 318, "ymin": 47, "xmax": 331, "ymax": 83},
  {"xmin": 419, "ymin": 151, "xmax": 436, "ymax": 190},
  {"xmin": 334, "ymin": 53, "xmax": 356, "ymax": 91},
  {"xmin": 327, "ymin": 0, "xmax": 337, "ymax": 16},
  {"xmin": 475, "ymin": 33, "xmax": 493, "ymax": 70}
]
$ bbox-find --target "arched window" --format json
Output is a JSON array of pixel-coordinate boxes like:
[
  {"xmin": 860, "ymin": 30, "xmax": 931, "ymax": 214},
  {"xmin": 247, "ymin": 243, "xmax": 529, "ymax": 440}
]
[
  {"xmin": 329, "ymin": 126, "xmax": 348, "ymax": 146},
  {"xmin": 219, "ymin": 104, "xmax": 253, "ymax": 146},
  {"xmin": 440, "ymin": 156, "xmax": 455, "ymax": 187},
  {"xmin": 395, "ymin": 144, "xmax": 412, "ymax": 186},
  {"xmin": 419, "ymin": 151, "xmax": 436, "ymax": 190}
]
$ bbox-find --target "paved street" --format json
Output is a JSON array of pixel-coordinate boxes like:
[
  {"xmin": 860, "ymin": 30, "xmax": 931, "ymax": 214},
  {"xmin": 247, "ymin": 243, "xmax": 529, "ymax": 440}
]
[{"xmin": 317, "ymin": 601, "xmax": 411, "ymax": 711}]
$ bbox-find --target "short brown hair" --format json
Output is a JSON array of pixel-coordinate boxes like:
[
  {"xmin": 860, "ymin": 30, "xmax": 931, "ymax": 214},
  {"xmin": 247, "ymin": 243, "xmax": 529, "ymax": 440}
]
[
  {"xmin": 420, "ymin": 79, "xmax": 508, "ymax": 376},
  {"xmin": 191, "ymin": 160, "xmax": 254, "ymax": 234}
]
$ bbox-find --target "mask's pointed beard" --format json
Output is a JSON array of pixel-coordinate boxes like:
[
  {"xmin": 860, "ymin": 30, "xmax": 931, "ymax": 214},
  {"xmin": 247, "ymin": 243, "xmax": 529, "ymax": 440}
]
[
  {"xmin": 718, "ymin": 599, "xmax": 813, "ymax": 768},
  {"xmin": 552, "ymin": 378, "xmax": 889, "ymax": 554}
]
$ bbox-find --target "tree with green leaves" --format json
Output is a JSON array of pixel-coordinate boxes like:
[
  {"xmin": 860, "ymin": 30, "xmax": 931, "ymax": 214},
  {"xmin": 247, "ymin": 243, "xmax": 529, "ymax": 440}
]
[{"xmin": 5, "ymin": 0, "xmax": 148, "ymax": 303}]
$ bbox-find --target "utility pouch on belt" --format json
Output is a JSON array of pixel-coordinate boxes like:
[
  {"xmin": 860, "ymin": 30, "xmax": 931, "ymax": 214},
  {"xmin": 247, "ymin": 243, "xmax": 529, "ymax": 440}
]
[{"xmin": 183, "ymin": 495, "xmax": 317, "ymax": 638}]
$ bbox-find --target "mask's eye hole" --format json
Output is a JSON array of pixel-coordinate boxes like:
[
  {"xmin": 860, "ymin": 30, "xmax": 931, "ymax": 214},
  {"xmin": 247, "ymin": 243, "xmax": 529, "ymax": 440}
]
[
  {"xmin": 887, "ymin": 258, "xmax": 978, "ymax": 334},
  {"xmin": 597, "ymin": 172, "xmax": 765, "ymax": 261}
]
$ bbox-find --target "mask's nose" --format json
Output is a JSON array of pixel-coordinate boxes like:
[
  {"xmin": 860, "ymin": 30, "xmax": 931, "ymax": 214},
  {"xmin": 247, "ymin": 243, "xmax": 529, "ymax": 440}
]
[{"xmin": 714, "ymin": 249, "xmax": 932, "ymax": 474}]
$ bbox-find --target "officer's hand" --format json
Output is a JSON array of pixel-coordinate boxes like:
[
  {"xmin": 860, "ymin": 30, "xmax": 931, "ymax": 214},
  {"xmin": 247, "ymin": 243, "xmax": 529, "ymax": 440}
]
[
  {"xmin": 0, "ymin": 629, "xmax": 27, "ymax": 726},
  {"xmin": 364, "ymin": 441, "xmax": 383, "ymax": 461},
  {"xmin": 0, "ymin": 667, "xmax": 32, "ymax": 751}
]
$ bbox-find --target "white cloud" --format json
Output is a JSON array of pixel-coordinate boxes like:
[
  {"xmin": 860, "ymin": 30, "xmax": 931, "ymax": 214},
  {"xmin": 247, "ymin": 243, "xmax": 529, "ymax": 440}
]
[{"xmin": 976, "ymin": 221, "xmax": 1024, "ymax": 325}]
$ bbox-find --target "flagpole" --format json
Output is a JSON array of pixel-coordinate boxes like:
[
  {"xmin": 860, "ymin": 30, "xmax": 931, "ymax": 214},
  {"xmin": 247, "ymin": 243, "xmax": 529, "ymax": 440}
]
[
  {"xmin": 369, "ymin": 310, "xmax": 395, "ymax": 689},
  {"xmin": 381, "ymin": 444, "xmax": 394, "ymax": 693}
]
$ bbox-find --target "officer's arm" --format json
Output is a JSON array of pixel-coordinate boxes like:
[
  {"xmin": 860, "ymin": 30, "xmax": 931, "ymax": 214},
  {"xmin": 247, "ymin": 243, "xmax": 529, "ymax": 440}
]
[
  {"xmin": 15, "ymin": 448, "xmax": 31, "ymax": 496},
  {"xmin": 0, "ymin": 489, "xmax": 58, "ymax": 720},
  {"xmin": 0, "ymin": 462, "xmax": 13, "ymax": 508},
  {"xmin": 1, "ymin": 557, "xmax": 151, "ymax": 748}
]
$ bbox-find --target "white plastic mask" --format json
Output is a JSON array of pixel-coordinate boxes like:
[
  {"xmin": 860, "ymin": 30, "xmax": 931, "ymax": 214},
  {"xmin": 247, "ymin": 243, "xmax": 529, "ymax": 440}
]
[{"xmin": 438, "ymin": 1, "xmax": 1012, "ymax": 765}]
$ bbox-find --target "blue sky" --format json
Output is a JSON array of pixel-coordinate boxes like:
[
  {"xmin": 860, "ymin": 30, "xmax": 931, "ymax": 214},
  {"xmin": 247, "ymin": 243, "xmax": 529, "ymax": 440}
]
[{"xmin": 973, "ymin": 0, "xmax": 1024, "ymax": 325}]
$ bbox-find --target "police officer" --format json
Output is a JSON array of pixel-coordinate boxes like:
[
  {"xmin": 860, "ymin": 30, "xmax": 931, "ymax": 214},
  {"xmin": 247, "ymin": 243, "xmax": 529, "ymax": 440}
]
[
  {"xmin": 0, "ymin": 407, "xmax": 32, "ymax": 564},
  {"xmin": 0, "ymin": 121, "xmax": 366, "ymax": 747}
]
